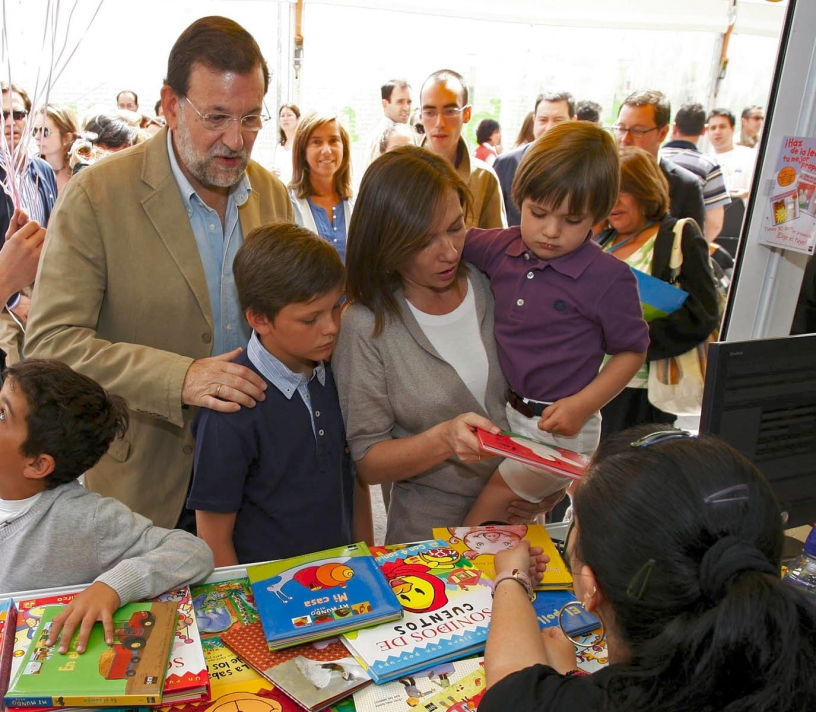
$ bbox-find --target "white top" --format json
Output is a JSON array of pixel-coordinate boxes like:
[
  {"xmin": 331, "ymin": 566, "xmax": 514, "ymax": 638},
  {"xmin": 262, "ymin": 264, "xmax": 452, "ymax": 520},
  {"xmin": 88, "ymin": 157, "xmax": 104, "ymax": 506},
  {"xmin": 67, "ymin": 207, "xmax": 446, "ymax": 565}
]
[
  {"xmin": 406, "ymin": 277, "xmax": 489, "ymax": 411},
  {"xmin": 271, "ymin": 142, "xmax": 294, "ymax": 186},
  {"xmin": 710, "ymin": 144, "xmax": 757, "ymax": 194},
  {"xmin": 0, "ymin": 492, "xmax": 42, "ymax": 525}
]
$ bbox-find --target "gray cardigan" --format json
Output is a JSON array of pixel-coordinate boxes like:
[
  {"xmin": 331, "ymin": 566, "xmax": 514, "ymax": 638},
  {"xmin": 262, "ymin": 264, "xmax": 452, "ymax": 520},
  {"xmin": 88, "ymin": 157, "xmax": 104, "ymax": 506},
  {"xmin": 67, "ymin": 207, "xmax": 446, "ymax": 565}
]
[
  {"xmin": 333, "ymin": 267, "xmax": 507, "ymax": 544},
  {"xmin": 1, "ymin": 481, "xmax": 214, "ymax": 598}
]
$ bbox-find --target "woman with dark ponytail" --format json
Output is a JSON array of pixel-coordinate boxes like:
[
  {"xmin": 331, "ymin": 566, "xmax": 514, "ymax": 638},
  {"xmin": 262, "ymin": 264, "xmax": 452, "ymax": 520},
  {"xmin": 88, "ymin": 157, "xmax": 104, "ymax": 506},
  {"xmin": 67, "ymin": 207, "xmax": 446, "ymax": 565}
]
[{"xmin": 480, "ymin": 426, "xmax": 816, "ymax": 711}]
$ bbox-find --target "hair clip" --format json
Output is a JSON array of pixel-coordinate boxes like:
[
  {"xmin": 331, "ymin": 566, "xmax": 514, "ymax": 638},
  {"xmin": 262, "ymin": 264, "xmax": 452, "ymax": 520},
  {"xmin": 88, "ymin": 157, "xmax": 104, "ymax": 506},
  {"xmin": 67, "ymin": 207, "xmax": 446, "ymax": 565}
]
[
  {"xmin": 629, "ymin": 430, "xmax": 692, "ymax": 449},
  {"xmin": 626, "ymin": 558, "xmax": 656, "ymax": 600},
  {"xmin": 703, "ymin": 484, "xmax": 749, "ymax": 505}
]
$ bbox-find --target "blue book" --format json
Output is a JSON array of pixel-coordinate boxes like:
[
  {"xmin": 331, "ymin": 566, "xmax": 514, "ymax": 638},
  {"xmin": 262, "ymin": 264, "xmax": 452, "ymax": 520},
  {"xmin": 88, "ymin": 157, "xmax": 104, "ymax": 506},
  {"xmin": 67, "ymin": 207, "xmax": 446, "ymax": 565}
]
[
  {"xmin": 632, "ymin": 268, "xmax": 689, "ymax": 322},
  {"xmin": 342, "ymin": 540, "xmax": 494, "ymax": 684},
  {"xmin": 532, "ymin": 590, "xmax": 601, "ymax": 637},
  {"xmin": 247, "ymin": 542, "xmax": 403, "ymax": 650}
]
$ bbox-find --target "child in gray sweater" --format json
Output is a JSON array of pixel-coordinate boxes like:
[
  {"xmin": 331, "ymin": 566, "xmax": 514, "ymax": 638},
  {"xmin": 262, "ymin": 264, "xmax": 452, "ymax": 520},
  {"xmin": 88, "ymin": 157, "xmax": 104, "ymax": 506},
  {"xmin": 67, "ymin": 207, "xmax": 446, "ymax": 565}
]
[{"xmin": 0, "ymin": 359, "xmax": 214, "ymax": 653}]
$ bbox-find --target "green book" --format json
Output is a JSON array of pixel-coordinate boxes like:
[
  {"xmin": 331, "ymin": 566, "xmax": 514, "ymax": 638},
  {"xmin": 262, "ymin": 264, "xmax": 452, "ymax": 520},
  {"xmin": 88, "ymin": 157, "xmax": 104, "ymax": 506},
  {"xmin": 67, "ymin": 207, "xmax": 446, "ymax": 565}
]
[{"xmin": 5, "ymin": 601, "xmax": 177, "ymax": 708}]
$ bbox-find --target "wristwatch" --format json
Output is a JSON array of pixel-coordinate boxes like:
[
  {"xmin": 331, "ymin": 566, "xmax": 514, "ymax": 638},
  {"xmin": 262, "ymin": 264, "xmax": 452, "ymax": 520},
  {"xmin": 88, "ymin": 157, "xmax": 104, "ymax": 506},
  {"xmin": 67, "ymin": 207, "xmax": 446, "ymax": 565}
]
[{"xmin": 493, "ymin": 568, "xmax": 534, "ymax": 601}]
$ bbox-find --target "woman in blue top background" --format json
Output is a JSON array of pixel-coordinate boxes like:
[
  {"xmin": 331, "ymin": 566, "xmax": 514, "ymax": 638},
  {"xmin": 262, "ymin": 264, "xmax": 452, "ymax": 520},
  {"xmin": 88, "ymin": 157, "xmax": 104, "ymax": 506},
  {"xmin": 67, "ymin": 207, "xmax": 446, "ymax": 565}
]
[{"xmin": 289, "ymin": 110, "xmax": 354, "ymax": 262}]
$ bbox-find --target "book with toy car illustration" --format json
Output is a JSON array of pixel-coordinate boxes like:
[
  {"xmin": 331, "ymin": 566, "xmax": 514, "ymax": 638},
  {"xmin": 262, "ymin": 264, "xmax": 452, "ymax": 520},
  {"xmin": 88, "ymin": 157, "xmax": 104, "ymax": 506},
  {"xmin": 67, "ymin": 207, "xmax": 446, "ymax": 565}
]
[
  {"xmin": 246, "ymin": 542, "xmax": 402, "ymax": 650},
  {"xmin": 5, "ymin": 601, "xmax": 176, "ymax": 707}
]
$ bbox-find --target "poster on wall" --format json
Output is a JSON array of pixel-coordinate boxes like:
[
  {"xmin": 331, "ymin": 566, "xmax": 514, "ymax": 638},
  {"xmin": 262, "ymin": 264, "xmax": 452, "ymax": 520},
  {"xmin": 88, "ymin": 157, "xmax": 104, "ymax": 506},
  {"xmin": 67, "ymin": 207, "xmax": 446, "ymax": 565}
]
[{"xmin": 758, "ymin": 136, "xmax": 816, "ymax": 255}]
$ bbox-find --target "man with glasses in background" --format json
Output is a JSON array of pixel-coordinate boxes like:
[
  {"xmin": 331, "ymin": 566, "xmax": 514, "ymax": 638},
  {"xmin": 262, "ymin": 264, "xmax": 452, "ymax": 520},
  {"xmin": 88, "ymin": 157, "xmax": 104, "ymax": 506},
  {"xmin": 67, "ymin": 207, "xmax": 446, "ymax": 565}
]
[
  {"xmin": 27, "ymin": 16, "xmax": 292, "ymax": 532},
  {"xmin": 613, "ymin": 89, "xmax": 706, "ymax": 232},
  {"xmin": 1, "ymin": 82, "xmax": 57, "ymax": 368},
  {"xmin": 419, "ymin": 69, "xmax": 506, "ymax": 229},
  {"xmin": 737, "ymin": 105, "xmax": 764, "ymax": 149}
]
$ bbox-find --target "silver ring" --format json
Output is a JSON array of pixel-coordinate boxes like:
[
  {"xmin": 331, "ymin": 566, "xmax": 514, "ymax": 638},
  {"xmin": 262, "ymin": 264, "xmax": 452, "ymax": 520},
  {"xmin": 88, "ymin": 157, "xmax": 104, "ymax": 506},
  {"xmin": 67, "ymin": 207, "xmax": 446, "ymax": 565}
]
[{"xmin": 216, "ymin": 384, "xmax": 223, "ymax": 397}]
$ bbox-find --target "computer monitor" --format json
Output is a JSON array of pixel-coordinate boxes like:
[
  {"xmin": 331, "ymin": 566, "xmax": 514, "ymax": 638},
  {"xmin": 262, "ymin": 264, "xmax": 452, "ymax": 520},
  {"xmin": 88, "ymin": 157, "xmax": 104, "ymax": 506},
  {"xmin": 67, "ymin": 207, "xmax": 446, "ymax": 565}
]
[{"xmin": 699, "ymin": 334, "xmax": 816, "ymax": 528}]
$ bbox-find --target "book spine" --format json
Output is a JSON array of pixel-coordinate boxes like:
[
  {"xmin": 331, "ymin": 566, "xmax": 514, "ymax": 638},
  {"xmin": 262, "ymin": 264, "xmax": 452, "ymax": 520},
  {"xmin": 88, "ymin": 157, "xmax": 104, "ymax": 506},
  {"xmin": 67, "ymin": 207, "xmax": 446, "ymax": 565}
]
[{"xmin": 5, "ymin": 693, "xmax": 162, "ymax": 708}]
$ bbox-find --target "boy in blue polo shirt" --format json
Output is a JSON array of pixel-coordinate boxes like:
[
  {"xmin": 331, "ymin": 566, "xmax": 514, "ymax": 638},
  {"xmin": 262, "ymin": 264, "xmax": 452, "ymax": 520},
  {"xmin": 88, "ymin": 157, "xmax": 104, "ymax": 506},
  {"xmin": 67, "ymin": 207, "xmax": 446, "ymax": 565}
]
[
  {"xmin": 187, "ymin": 224, "xmax": 372, "ymax": 565},
  {"xmin": 463, "ymin": 122, "xmax": 649, "ymax": 525}
]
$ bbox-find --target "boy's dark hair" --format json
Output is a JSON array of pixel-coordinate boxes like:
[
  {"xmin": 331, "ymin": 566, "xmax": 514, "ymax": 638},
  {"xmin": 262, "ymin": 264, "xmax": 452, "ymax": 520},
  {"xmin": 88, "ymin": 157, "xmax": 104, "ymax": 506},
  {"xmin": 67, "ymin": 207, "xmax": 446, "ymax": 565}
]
[
  {"xmin": 5, "ymin": 359, "xmax": 128, "ymax": 489},
  {"xmin": 164, "ymin": 16, "xmax": 269, "ymax": 97},
  {"xmin": 574, "ymin": 429, "xmax": 816, "ymax": 711},
  {"xmin": 674, "ymin": 102, "xmax": 706, "ymax": 136},
  {"xmin": 576, "ymin": 100, "xmax": 602, "ymax": 124},
  {"xmin": 708, "ymin": 107, "xmax": 736, "ymax": 128},
  {"xmin": 234, "ymin": 223, "xmax": 345, "ymax": 322},
  {"xmin": 512, "ymin": 121, "xmax": 620, "ymax": 224},
  {"xmin": 476, "ymin": 119, "xmax": 500, "ymax": 145}
]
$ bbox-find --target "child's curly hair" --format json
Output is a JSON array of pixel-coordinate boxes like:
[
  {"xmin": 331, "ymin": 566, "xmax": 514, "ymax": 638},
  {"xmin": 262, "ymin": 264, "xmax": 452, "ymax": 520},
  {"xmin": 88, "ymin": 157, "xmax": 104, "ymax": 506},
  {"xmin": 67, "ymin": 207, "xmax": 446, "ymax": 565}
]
[{"xmin": 4, "ymin": 359, "xmax": 128, "ymax": 488}]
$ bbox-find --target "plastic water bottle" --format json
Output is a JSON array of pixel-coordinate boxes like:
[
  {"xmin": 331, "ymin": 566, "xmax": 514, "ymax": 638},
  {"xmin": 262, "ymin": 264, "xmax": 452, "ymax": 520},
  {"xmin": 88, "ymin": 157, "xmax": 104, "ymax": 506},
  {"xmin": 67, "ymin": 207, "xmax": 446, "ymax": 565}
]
[{"xmin": 784, "ymin": 527, "xmax": 816, "ymax": 594}]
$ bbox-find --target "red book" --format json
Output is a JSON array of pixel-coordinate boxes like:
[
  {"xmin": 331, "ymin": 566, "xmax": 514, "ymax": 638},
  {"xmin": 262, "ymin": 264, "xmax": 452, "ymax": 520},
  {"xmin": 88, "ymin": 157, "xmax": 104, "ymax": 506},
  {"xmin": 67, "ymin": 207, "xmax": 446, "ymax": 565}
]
[{"xmin": 476, "ymin": 429, "xmax": 588, "ymax": 480}]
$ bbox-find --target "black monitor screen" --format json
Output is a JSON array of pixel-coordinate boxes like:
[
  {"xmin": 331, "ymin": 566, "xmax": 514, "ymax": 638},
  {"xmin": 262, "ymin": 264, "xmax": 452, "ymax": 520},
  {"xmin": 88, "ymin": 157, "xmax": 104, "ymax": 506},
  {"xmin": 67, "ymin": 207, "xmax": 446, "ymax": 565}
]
[{"xmin": 699, "ymin": 334, "xmax": 816, "ymax": 527}]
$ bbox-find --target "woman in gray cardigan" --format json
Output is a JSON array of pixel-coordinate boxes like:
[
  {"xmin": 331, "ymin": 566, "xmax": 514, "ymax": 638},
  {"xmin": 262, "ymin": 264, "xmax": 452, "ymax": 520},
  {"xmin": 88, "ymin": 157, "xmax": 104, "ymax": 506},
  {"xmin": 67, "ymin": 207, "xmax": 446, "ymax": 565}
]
[{"xmin": 333, "ymin": 146, "xmax": 541, "ymax": 544}]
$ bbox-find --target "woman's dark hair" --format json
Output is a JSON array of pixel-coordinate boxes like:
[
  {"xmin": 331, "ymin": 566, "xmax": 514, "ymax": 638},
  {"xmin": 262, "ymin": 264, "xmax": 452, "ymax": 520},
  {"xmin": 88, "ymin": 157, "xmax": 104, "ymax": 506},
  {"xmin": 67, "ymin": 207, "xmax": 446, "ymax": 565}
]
[
  {"xmin": 83, "ymin": 114, "xmax": 137, "ymax": 150},
  {"xmin": 278, "ymin": 103, "xmax": 300, "ymax": 146},
  {"xmin": 476, "ymin": 119, "xmax": 500, "ymax": 145},
  {"xmin": 5, "ymin": 359, "xmax": 128, "ymax": 489},
  {"xmin": 573, "ymin": 428, "xmax": 816, "ymax": 711},
  {"xmin": 164, "ymin": 16, "xmax": 269, "ymax": 97},
  {"xmin": 234, "ymin": 222, "xmax": 344, "ymax": 322},
  {"xmin": 290, "ymin": 111, "xmax": 353, "ymax": 200},
  {"xmin": 345, "ymin": 145, "xmax": 471, "ymax": 336},
  {"xmin": 619, "ymin": 146, "xmax": 670, "ymax": 222}
]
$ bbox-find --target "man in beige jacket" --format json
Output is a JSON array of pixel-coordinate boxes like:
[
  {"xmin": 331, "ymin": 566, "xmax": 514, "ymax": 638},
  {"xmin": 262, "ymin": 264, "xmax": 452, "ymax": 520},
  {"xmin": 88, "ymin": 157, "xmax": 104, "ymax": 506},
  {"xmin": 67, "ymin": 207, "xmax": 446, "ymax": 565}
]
[{"xmin": 26, "ymin": 17, "xmax": 293, "ymax": 529}]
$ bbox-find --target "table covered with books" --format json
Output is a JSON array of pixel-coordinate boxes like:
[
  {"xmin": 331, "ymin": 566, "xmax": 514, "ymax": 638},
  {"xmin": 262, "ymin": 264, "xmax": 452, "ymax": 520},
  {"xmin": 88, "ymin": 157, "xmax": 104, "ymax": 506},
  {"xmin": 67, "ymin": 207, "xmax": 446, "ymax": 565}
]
[{"xmin": 0, "ymin": 524, "xmax": 607, "ymax": 712}]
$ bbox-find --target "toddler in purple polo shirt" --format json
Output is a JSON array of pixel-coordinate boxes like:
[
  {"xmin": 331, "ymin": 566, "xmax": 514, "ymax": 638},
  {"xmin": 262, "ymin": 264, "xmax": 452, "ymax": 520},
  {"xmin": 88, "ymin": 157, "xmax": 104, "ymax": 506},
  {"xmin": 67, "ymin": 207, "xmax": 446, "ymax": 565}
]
[{"xmin": 463, "ymin": 122, "xmax": 649, "ymax": 525}]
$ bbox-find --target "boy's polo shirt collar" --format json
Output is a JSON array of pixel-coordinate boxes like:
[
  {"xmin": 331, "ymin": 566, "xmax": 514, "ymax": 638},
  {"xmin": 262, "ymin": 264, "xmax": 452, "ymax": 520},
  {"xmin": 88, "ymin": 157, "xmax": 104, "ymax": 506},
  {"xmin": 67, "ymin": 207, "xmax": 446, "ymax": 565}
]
[
  {"xmin": 247, "ymin": 331, "xmax": 326, "ymax": 399},
  {"xmin": 505, "ymin": 231, "xmax": 599, "ymax": 280}
]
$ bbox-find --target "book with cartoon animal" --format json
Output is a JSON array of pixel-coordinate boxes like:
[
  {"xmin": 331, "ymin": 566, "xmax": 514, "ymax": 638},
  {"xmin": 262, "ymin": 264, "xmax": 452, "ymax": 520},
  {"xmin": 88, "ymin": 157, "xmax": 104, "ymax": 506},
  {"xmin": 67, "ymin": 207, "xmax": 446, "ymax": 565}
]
[
  {"xmin": 476, "ymin": 429, "xmax": 588, "ymax": 483},
  {"xmin": 432, "ymin": 525, "xmax": 573, "ymax": 591},
  {"xmin": 246, "ymin": 542, "xmax": 403, "ymax": 650},
  {"xmin": 222, "ymin": 621, "xmax": 369, "ymax": 711},
  {"xmin": 352, "ymin": 656, "xmax": 482, "ymax": 712},
  {"xmin": 5, "ymin": 601, "xmax": 176, "ymax": 708},
  {"xmin": 341, "ymin": 540, "xmax": 494, "ymax": 684}
]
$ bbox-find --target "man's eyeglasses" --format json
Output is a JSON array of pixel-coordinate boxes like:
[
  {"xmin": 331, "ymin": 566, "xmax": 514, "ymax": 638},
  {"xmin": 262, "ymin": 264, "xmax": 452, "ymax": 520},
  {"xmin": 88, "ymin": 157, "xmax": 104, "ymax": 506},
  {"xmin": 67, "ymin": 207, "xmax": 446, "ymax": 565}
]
[
  {"xmin": 420, "ymin": 106, "xmax": 470, "ymax": 121},
  {"xmin": 32, "ymin": 126, "xmax": 51, "ymax": 138},
  {"xmin": 611, "ymin": 124, "xmax": 659, "ymax": 138},
  {"xmin": 184, "ymin": 97, "xmax": 269, "ymax": 133},
  {"xmin": 2, "ymin": 110, "xmax": 28, "ymax": 122}
]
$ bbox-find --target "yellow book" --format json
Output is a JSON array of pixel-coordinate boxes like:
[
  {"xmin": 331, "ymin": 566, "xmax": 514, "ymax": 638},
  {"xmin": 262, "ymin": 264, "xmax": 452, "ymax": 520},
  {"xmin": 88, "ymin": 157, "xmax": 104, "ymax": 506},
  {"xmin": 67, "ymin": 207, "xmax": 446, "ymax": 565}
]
[{"xmin": 431, "ymin": 524, "xmax": 573, "ymax": 590}]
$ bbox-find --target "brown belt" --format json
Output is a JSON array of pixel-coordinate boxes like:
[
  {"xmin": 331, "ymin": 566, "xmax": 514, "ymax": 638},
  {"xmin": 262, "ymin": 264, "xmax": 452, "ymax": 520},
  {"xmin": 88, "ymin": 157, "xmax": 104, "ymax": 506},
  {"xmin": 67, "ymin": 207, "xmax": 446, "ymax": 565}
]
[{"xmin": 506, "ymin": 388, "xmax": 549, "ymax": 418}]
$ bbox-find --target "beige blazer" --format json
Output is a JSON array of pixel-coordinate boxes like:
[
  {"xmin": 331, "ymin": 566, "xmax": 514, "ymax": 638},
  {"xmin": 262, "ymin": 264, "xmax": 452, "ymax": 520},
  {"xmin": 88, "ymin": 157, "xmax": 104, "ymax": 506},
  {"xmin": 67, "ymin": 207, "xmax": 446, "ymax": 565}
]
[{"xmin": 27, "ymin": 128, "xmax": 293, "ymax": 528}]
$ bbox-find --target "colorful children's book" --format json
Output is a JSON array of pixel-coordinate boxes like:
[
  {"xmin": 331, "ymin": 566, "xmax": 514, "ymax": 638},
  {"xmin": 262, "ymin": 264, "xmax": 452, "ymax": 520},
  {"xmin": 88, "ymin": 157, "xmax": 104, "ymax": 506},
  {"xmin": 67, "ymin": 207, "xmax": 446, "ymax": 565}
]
[
  {"xmin": 352, "ymin": 657, "xmax": 483, "ymax": 712},
  {"xmin": 432, "ymin": 524, "xmax": 573, "ymax": 591},
  {"xmin": 1, "ymin": 599, "xmax": 17, "ymax": 712},
  {"xmin": 246, "ymin": 542, "xmax": 403, "ymax": 650},
  {"xmin": 476, "ymin": 429, "xmax": 588, "ymax": 484},
  {"xmin": 417, "ymin": 666, "xmax": 487, "ymax": 712},
  {"xmin": 158, "ymin": 578, "xmax": 275, "ymax": 712},
  {"xmin": 152, "ymin": 588, "xmax": 209, "ymax": 705},
  {"xmin": 222, "ymin": 621, "xmax": 369, "ymax": 711},
  {"xmin": 341, "ymin": 540, "xmax": 494, "ymax": 684},
  {"xmin": 532, "ymin": 590, "xmax": 601, "ymax": 637},
  {"xmin": 5, "ymin": 601, "xmax": 177, "ymax": 708},
  {"xmin": 632, "ymin": 268, "xmax": 689, "ymax": 322}
]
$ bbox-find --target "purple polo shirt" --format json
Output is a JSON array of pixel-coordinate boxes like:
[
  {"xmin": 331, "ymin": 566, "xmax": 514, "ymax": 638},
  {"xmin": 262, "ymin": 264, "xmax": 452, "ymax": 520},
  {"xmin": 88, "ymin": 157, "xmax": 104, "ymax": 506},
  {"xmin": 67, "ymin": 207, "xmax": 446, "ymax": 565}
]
[{"xmin": 463, "ymin": 226, "xmax": 649, "ymax": 402}]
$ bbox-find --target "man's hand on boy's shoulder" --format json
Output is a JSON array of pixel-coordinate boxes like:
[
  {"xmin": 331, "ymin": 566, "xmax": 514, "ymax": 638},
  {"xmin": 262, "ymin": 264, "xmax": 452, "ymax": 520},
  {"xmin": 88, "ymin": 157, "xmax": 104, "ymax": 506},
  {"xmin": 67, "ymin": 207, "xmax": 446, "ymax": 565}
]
[{"xmin": 46, "ymin": 581, "xmax": 121, "ymax": 654}]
